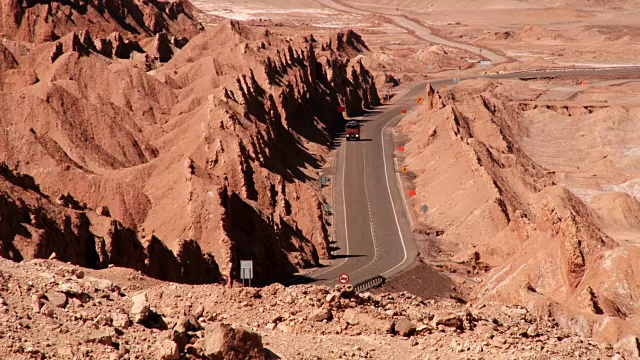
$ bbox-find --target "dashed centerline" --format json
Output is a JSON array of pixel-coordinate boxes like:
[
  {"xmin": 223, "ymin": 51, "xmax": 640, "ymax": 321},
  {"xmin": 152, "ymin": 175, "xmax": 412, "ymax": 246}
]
[{"xmin": 362, "ymin": 148, "xmax": 378, "ymax": 263}]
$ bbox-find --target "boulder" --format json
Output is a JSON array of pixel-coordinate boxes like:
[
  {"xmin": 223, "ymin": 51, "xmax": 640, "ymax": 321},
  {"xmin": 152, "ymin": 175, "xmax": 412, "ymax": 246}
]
[
  {"xmin": 310, "ymin": 308, "xmax": 333, "ymax": 322},
  {"xmin": 111, "ymin": 312, "xmax": 132, "ymax": 329},
  {"xmin": 96, "ymin": 205, "xmax": 111, "ymax": 217},
  {"xmin": 45, "ymin": 291, "xmax": 68, "ymax": 308},
  {"xmin": 432, "ymin": 312, "xmax": 464, "ymax": 330},
  {"xmin": 40, "ymin": 303, "xmax": 54, "ymax": 317},
  {"xmin": 394, "ymin": 318, "xmax": 416, "ymax": 337},
  {"xmin": 156, "ymin": 339, "xmax": 179, "ymax": 360},
  {"xmin": 130, "ymin": 292, "xmax": 151, "ymax": 324},
  {"xmin": 174, "ymin": 315, "xmax": 202, "ymax": 333},
  {"xmin": 195, "ymin": 322, "xmax": 265, "ymax": 360}
]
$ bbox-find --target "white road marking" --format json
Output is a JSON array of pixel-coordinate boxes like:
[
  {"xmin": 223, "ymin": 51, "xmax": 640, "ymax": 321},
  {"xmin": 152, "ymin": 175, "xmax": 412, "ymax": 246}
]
[
  {"xmin": 308, "ymin": 140, "xmax": 350, "ymax": 279},
  {"xmin": 381, "ymin": 114, "xmax": 409, "ymax": 277},
  {"xmin": 396, "ymin": 172, "xmax": 415, "ymax": 229},
  {"xmin": 363, "ymin": 150, "xmax": 378, "ymax": 262}
]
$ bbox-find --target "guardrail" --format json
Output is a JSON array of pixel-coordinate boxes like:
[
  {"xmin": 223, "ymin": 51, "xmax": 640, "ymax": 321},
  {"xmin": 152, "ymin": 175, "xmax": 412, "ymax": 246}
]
[{"xmin": 353, "ymin": 275, "xmax": 386, "ymax": 293}]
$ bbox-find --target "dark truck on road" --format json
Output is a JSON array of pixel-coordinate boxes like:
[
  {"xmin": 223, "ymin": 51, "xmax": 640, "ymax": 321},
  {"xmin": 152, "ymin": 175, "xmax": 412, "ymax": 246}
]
[{"xmin": 345, "ymin": 120, "xmax": 360, "ymax": 141}]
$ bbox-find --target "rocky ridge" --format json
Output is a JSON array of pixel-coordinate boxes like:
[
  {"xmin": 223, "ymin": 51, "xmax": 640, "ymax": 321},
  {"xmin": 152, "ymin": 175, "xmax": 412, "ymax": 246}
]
[
  {"xmin": 396, "ymin": 81, "xmax": 640, "ymax": 344},
  {"xmin": 0, "ymin": 20, "xmax": 379, "ymax": 286}
]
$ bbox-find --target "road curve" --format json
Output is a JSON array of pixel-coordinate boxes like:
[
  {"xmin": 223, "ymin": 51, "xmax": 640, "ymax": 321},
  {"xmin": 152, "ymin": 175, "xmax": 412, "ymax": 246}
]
[
  {"xmin": 301, "ymin": 66, "xmax": 640, "ymax": 287},
  {"xmin": 313, "ymin": 0, "xmax": 507, "ymax": 64}
]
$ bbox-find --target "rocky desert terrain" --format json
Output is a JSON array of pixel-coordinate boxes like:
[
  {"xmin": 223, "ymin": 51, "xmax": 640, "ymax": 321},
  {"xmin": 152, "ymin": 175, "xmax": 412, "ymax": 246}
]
[
  {"xmin": 3, "ymin": 0, "xmax": 640, "ymax": 358},
  {"xmin": 0, "ymin": 257, "xmax": 628, "ymax": 359}
]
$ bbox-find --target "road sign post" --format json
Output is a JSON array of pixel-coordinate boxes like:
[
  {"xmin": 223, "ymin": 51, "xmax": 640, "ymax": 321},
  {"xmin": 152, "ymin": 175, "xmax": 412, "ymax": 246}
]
[
  {"xmin": 338, "ymin": 273, "xmax": 350, "ymax": 284},
  {"xmin": 240, "ymin": 260, "xmax": 253, "ymax": 287}
]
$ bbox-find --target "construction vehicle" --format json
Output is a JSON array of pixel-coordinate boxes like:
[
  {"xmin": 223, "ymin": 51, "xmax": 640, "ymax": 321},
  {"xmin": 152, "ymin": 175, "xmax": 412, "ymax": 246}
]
[{"xmin": 345, "ymin": 121, "xmax": 360, "ymax": 141}]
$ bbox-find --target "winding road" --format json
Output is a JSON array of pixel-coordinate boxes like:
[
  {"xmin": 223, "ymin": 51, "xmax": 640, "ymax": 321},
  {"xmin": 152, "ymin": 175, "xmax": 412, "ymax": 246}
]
[
  {"xmin": 302, "ymin": 66, "xmax": 640, "ymax": 287},
  {"xmin": 287, "ymin": 0, "xmax": 640, "ymax": 288},
  {"xmin": 313, "ymin": 0, "xmax": 507, "ymax": 64}
]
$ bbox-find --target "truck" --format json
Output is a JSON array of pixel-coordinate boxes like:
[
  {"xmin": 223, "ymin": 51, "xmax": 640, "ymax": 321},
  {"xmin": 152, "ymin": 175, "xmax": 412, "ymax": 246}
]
[{"xmin": 345, "ymin": 120, "xmax": 360, "ymax": 141}]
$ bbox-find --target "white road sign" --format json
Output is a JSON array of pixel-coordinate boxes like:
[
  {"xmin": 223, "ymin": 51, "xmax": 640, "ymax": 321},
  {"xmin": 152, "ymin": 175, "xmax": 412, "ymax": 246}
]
[{"xmin": 240, "ymin": 260, "xmax": 253, "ymax": 280}]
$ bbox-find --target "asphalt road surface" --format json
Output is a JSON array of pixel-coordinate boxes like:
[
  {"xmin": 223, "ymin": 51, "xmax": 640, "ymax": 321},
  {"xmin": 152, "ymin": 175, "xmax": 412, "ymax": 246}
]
[
  {"xmin": 308, "ymin": 83, "xmax": 426, "ymax": 286},
  {"xmin": 301, "ymin": 66, "xmax": 640, "ymax": 287}
]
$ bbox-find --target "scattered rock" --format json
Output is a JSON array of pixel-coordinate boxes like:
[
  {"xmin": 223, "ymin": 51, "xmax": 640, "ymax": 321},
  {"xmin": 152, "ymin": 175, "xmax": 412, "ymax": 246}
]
[
  {"xmin": 45, "ymin": 291, "xmax": 67, "ymax": 308},
  {"xmin": 342, "ymin": 309, "xmax": 393, "ymax": 334},
  {"xmin": 432, "ymin": 312, "xmax": 464, "ymax": 330},
  {"xmin": 156, "ymin": 340, "xmax": 179, "ymax": 360},
  {"xmin": 39, "ymin": 303, "xmax": 54, "ymax": 317},
  {"xmin": 394, "ymin": 318, "xmax": 417, "ymax": 337},
  {"xmin": 174, "ymin": 315, "xmax": 202, "ymax": 334},
  {"xmin": 325, "ymin": 293, "xmax": 337, "ymax": 303},
  {"xmin": 130, "ymin": 292, "xmax": 151, "ymax": 324},
  {"xmin": 195, "ymin": 322, "xmax": 264, "ymax": 359},
  {"xmin": 310, "ymin": 308, "xmax": 333, "ymax": 322},
  {"xmin": 32, "ymin": 295, "xmax": 43, "ymax": 313},
  {"xmin": 96, "ymin": 206, "xmax": 111, "ymax": 217},
  {"xmin": 111, "ymin": 312, "xmax": 132, "ymax": 329},
  {"xmin": 86, "ymin": 330, "xmax": 114, "ymax": 347}
]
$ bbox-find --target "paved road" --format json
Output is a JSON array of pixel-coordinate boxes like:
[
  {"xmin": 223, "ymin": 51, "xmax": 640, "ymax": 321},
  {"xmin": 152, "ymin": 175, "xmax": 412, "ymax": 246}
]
[
  {"xmin": 308, "ymin": 84, "xmax": 426, "ymax": 286},
  {"xmin": 313, "ymin": 0, "xmax": 507, "ymax": 64},
  {"xmin": 299, "ymin": 66, "xmax": 640, "ymax": 287}
]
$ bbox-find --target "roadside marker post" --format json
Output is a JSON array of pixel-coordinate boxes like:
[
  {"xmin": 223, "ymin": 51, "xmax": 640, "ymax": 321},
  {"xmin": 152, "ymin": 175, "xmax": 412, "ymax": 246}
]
[
  {"xmin": 240, "ymin": 260, "xmax": 254, "ymax": 287},
  {"xmin": 338, "ymin": 273, "xmax": 350, "ymax": 284}
]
